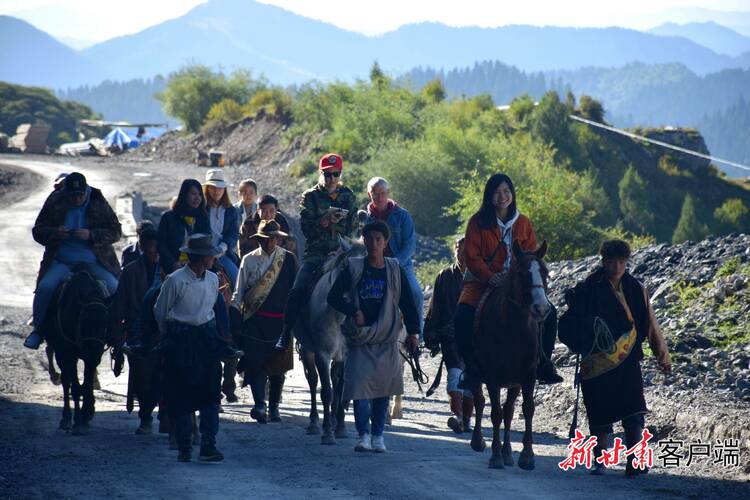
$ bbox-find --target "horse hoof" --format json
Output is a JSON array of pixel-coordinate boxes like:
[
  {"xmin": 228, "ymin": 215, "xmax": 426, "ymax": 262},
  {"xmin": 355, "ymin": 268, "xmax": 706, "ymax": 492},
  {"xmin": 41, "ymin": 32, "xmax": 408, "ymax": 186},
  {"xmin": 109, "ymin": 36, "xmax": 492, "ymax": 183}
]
[
  {"xmin": 503, "ymin": 447, "xmax": 514, "ymax": 467},
  {"xmin": 470, "ymin": 433, "xmax": 486, "ymax": 453},
  {"xmin": 71, "ymin": 424, "xmax": 89, "ymax": 436},
  {"xmin": 321, "ymin": 434, "xmax": 336, "ymax": 445},
  {"xmin": 489, "ymin": 455, "xmax": 505, "ymax": 469},
  {"xmin": 306, "ymin": 422, "xmax": 321, "ymax": 435},
  {"xmin": 335, "ymin": 426, "xmax": 348, "ymax": 439},
  {"xmin": 518, "ymin": 451, "xmax": 535, "ymax": 470},
  {"xmin": 50, "ymin": 373, "xmax": 61, "ymax": 386},
  {"xmin": 59, "ymin": 418, "xmax": 72, "ymax": 430}
]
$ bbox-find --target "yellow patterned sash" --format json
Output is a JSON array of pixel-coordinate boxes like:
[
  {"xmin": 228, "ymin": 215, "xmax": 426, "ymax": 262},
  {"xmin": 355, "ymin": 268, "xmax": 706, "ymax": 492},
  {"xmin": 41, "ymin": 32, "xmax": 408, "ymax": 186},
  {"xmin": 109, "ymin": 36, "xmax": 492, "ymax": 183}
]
[
  {"xmin": 581, "ymin": 281, "xmax": 637, "ymax": 381},
  {"xmin": 241, "ymin": 250, "xmax": 285, "ymax": 321}
]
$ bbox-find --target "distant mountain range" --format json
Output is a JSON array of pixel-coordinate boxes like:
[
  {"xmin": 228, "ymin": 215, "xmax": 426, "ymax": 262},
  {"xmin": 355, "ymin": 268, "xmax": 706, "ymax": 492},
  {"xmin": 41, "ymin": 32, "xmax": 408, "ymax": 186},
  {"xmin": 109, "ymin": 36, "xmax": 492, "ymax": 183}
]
[
  {"xmin": 648, "ymin": 21, "xmax": 750, "ymax": 57},
  {"xmin": 1, "ymin": 0, "xmax": 750, "ymax": 90}
]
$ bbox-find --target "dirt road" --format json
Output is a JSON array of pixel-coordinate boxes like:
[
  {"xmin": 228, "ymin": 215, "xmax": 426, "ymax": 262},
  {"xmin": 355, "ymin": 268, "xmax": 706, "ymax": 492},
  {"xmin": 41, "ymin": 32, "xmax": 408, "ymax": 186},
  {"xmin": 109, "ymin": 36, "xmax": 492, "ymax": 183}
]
[{"xmin": 0, "ymin": 158, "xmax": 747, "ymax": 499}]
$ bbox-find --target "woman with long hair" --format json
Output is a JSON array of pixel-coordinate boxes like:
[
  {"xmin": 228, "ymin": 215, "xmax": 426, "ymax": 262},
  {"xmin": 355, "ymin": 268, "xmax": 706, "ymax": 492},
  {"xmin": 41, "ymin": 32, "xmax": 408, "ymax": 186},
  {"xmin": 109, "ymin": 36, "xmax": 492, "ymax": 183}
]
[
  {"xmin": 157, "ymin": 179, "xmax": 211, "ymax": 274},
  {"xmin": 453, "ymin": 173, "xmax": 562, "ymax": 388},
  {"xmin": 203, "ymin": 169, "xmax": 240, "ymax": 287}
]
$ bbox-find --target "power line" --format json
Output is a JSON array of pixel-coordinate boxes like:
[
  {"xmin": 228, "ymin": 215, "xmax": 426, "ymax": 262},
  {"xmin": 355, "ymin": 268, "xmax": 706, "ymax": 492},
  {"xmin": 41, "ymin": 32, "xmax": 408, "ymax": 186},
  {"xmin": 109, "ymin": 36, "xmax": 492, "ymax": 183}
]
[{"xmin": 569, "ymin": 115, "xmax": 750, "ymax": 173}]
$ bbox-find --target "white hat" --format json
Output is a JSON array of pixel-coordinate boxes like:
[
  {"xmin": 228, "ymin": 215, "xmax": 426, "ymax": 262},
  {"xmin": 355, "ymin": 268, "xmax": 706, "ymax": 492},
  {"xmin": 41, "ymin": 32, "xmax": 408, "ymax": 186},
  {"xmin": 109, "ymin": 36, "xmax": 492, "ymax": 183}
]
[{"xmin": 204, "ymin": 168, "xmax": 227, "ymax": 188}]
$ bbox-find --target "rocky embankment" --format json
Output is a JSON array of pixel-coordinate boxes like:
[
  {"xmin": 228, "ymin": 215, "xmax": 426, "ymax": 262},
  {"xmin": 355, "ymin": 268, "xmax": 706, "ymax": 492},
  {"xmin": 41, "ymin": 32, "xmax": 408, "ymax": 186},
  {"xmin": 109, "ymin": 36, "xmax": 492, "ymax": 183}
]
[{"xmin": 531, "ymin": 233, "xmax": 750, "ymax": 477}]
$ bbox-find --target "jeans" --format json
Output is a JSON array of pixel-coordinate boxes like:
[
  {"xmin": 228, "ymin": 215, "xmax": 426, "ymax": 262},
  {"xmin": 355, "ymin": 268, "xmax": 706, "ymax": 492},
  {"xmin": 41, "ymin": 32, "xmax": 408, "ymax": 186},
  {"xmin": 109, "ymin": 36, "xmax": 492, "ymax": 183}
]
[
  {"xmin": 403, "ymin": 266, "xmax": 424, "ymax": 338},
  {"xmin": 33, "ymin": 260, "xmax": 118, "ymax": 329},
  {"xmin": 218, "ymin": 255, "xmax": 238, "ymax": 289},
  {"xmin": 353, "ymin": 397, "xmax": 389, "ymax": 437},
  {"xmin": 175, "ymin": 402, "xmax": 219, "ymax": 451}
]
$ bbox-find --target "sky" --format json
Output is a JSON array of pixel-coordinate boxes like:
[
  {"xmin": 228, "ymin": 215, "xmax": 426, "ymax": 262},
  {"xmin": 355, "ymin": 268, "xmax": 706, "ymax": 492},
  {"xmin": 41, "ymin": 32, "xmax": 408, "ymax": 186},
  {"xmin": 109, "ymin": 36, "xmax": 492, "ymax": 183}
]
[{"xmin": 1, "ymin": 0, "xmax": 749, "ymax": 45}]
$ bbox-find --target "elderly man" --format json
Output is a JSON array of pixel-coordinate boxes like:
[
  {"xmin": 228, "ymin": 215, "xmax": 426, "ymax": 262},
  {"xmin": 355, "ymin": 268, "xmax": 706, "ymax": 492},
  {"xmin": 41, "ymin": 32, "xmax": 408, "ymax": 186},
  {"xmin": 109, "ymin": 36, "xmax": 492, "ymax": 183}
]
[
  {"xmin": 231, "ymin": 220, "xmax": 297, "ymax": 423},
  {"xmin": 279, "ymin": 153, "xmax": 357, "ymax": 348},
  {"xmin": 154, "ymin": 234, "xmax": 231, "ymax": 463},
  {"xmin": 238, "ymin": 194, "xmax": 296, "ymax": 258},
  {"xmin": 25, "ymin": 172, "xmax": 122, "ymax": 349},
  {"xmin": 565, "ymin": 239, "xmax": 671, "ymax": 476},
  {"xmin": 235, "ymin": 178, "xmax": 258, "ymax": 223},
  {"xmin": 365, "ymin": 177, "xmax": 424, "ymax": 335}
]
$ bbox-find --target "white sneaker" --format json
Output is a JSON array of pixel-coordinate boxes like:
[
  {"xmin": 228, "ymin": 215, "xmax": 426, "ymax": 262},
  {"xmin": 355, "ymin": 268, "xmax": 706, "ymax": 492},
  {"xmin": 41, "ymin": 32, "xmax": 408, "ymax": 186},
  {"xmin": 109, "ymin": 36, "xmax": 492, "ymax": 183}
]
[
  {"xmin": 354, "ymin": 433, "xmax": 372, "ymax": 452},
  {"xmin": 371, "ymin": 435, "xmax": 386, "ymax": 453}
]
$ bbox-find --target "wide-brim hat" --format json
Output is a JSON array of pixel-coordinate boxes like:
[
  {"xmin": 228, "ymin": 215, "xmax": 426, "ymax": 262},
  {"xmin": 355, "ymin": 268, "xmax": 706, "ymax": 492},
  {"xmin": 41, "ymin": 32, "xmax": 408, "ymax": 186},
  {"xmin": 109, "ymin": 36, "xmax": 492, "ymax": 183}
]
[
  {"xmin": 252, "ymin": 219, "xmax": 289, "ymax": 239},
  {"xmin": 179, "ymin": 233, "xmax": 223, "ymax": 256},
  {"xmin": 204, "ymin": 168, "xmax": 227, "ymax": 188}
]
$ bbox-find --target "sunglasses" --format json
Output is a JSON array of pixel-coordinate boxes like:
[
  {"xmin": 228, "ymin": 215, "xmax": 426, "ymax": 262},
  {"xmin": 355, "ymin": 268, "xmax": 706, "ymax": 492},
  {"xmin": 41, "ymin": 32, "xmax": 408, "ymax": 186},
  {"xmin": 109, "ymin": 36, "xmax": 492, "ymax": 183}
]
[{"xmin": 323, "ymin": 171, "xmax": 341, "ymax": 178}]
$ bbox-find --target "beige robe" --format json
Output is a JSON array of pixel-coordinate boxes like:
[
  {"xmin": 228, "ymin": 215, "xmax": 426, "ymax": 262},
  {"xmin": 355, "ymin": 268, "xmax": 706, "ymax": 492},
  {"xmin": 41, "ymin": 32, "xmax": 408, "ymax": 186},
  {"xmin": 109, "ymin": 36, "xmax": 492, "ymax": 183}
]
[{"xmin": 342, "ymin": 257, "xmax": 406, "ymax": 401}]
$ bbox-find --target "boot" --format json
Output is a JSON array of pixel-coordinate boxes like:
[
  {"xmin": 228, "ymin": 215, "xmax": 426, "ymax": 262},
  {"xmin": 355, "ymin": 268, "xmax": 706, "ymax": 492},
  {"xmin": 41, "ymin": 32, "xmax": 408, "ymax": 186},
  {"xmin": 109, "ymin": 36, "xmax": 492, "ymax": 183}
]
[
  {"xmin": 447, "ymin": 392, "xmax": 464, "ymax": 433},
  {"xmin": 24, "ymin": 331, "xmax": 43, "ymax": 350},
  {"xmin": 624, "ymin": 426, "xmax": 649, "ymax": 476},
  {"xmin": 462, "ymin": 396, "xmax": 474, "ymax": 433},
  {"xmin": 268, "ymin": 376, "xmax": 285, "ymax": 423},
  {"xmin": 274, "ymin": 328, "xmax": 292, "ymax": 352}
]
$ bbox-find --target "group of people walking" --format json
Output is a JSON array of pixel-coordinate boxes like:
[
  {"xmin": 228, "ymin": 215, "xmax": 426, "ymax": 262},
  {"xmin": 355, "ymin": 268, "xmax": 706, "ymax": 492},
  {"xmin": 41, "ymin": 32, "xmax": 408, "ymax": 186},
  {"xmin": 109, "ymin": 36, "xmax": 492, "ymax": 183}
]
[{"xmin": 24, "ymin": 153, "xmax": 671, "ymax": 475}]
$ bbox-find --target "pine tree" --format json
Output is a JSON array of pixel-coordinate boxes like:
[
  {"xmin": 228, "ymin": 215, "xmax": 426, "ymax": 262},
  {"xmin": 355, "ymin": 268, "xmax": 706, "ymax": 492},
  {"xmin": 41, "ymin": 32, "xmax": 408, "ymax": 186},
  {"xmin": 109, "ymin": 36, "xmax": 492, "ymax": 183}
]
[
  {"xmin": 672, "ymin": 194, "xmax": 709, "ymax": 244},
  {"xmin": 618, "ymin": 165, "xmax": 655, "ymax": 234}
]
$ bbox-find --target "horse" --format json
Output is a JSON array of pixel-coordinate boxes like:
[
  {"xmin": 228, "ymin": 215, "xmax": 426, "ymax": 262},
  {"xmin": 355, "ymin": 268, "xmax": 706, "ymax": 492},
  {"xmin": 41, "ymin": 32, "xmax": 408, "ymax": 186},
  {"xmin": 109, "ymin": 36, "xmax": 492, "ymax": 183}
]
[
  {"xmin": 295, "ymin": 237, "xmax": 366, "ymax": 444},
  {"xmin": 469, "ymin": 240, "xmax": 550, "ymax": 470},
  {"xmin": 43, "ymin": 269, "xmax": 111, "ymax": 435}
]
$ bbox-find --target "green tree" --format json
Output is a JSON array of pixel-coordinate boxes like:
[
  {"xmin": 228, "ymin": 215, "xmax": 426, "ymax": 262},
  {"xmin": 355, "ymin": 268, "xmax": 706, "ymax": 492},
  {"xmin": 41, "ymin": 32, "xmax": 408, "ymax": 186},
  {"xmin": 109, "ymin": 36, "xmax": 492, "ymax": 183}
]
[
  {"xmin": 618, "ymin": 165, "xmax": 656, "ymax": 234},
  {"xmin": 577, "ymin": 95, "xmax": 605, "ymax": 123},
  {"xmin": 713, "ymin": 198, "xmax": 749, "ymax": 233},
  {"xmin": 672, "ymin": 194, "xmax": 709, "ymax": 244},
  {"xmin": 369, "ymin": 61, "xmax": 389, "ymax": 89},
  {"xmin": 204, "ymin": 98, "xmax": 244, "ymax": 128},
  {"xmin": 157, "ymin": 65, "xmax": 265, "ymax": 132},
  {"xmin": 421, "ymin": 79, "xmax": 446, "ymax": 103}
]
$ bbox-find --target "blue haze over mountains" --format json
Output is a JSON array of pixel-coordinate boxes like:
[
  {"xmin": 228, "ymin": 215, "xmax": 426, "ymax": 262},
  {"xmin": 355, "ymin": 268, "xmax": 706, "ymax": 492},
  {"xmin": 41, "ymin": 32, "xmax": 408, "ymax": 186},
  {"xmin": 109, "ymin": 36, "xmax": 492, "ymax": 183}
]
[{"xmin": 2, "ymin": 0, "xmax": 750, "ymax": 173}]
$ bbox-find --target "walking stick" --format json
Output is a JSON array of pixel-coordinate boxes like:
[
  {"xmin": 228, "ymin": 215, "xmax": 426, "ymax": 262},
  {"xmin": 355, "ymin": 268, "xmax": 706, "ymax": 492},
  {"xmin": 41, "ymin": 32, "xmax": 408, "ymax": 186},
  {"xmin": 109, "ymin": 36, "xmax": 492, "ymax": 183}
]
[{"xmin": 568, "ymin": 353, "xmax": 581, "ymax": 439}]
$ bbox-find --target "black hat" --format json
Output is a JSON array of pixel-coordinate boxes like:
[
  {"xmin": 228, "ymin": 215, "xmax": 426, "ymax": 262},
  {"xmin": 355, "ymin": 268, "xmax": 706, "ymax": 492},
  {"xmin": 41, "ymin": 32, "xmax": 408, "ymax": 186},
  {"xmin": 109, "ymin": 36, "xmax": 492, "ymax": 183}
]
[
  {"xmin": 64, "ymin": 172, "xmax": 88, "ymax": 196},
  {"xmin": 179, "ymin": 233, "xmax": 223, "ymax": 256}
]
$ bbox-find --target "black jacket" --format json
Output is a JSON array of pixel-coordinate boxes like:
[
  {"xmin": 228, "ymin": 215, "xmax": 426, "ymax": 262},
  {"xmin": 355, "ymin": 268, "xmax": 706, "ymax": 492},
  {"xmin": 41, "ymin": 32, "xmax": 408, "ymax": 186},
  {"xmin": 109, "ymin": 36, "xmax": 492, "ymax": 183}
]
[{"xmin": 157, "ymin": 209, "xmax": 210, "ymax": 274}]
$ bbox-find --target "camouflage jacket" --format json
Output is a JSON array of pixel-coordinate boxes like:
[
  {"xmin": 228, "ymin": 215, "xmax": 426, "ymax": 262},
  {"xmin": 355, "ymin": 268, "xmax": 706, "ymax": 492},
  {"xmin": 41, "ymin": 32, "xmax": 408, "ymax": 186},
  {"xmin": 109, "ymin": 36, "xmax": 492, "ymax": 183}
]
[{"xmin": 299, "ymin": 183, "xmax": 357, "ymax": 261}]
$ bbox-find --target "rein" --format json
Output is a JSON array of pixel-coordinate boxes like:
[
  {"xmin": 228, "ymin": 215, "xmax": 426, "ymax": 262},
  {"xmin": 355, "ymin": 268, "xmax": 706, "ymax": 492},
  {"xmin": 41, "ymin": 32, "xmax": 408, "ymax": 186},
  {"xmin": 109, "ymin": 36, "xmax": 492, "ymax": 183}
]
[{"xmin": 400, "ymin": 347, "xmax": 429, "ymax": 393}]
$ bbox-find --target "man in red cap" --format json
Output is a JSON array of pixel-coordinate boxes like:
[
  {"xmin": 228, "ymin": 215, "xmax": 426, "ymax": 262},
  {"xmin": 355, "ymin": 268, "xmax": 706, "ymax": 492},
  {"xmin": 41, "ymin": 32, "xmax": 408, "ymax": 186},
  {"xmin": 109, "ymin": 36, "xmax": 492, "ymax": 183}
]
[{"xmin": 277, "ymin": 153, "xmax": 357, "ymax": 348}]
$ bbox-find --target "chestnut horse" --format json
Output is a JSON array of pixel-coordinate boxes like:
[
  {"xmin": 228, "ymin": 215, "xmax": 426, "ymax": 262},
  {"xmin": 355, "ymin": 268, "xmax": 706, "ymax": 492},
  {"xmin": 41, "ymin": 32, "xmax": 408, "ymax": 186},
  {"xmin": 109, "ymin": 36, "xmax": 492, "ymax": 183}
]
[{"xmin": 469, "ymin": 241, "xmax": 550, "ymax": 470}]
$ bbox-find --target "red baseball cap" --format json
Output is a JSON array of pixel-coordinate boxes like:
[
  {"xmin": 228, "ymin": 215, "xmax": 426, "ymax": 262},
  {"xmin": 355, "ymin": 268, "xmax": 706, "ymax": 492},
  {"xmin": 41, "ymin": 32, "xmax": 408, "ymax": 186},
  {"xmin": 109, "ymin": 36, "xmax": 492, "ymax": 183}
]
[{"xmin": 319, "ymin": 153, "xmax": 343, "ymax": 171}]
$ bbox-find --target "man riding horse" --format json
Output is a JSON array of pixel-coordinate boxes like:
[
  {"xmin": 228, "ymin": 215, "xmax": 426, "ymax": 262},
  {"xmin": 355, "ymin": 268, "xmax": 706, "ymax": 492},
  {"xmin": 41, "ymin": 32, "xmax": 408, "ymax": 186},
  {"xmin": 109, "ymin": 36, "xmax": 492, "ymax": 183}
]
[
  {"xmin": 279, "ymin": 153, "xmax": 357, "ymax": 348},
  {"xmin": 25, "ymin": 172, "xmax": 121, "ymax": 350}
]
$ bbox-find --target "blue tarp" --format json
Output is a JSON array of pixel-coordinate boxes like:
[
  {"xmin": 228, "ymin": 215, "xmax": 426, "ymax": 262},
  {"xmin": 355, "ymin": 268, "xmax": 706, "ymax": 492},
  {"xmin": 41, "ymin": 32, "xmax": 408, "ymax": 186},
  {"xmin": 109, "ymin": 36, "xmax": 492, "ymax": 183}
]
[{"xmin": 103, "ymin": 127, "xmax": 139, "ymax": 149}]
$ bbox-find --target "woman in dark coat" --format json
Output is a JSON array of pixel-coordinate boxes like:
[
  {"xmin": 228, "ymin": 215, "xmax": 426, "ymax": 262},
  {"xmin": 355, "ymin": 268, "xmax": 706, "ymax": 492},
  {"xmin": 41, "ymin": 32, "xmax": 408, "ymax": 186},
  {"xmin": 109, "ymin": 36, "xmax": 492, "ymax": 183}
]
[{"xmin": 157, "ymin": 179, "xmax": 211, "ymax": 275}]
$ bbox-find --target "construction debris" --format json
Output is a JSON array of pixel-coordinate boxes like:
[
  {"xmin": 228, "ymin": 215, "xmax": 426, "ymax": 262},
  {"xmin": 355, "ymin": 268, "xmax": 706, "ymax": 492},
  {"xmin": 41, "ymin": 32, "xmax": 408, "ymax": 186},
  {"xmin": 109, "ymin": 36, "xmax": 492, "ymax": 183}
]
[{"xmin": 9, "ymin": 124, "xmax": 50, "ymax": 154}]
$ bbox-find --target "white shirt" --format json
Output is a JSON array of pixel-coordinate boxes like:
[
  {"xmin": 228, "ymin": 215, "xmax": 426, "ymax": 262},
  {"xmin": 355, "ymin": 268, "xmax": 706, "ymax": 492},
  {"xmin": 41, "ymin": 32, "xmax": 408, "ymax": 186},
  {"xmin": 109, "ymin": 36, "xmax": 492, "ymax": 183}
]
[
  {"xmin": 208, "ymin": 207, "xmax": 226, "ymax": 249},
  {"xmin": 231, "ymin": 245, "xmax": 282, "ymax": 310},
  {"xmin": 154, "ymin": 265, "xmax": 219, "ymax": 334}
]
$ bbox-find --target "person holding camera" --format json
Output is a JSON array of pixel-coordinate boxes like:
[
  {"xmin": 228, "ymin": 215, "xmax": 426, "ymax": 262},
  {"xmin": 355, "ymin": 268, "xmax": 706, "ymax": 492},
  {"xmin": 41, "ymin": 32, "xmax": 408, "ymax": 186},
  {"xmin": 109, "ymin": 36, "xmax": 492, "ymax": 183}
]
[{"xmin": 278, "ymin": 153, "xmax": 357, "ymax": 348}]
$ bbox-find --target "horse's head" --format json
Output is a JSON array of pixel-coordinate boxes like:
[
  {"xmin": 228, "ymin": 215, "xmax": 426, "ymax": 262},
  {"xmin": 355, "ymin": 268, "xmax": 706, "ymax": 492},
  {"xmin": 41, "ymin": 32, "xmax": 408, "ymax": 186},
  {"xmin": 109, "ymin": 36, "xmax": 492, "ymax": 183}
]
[
  {"xmin": 338, "ymin": 235, "xmax": 367, "ymax": 259},
  {"xmin": 67, "ymin": 270, "xmax": 109, "ymax": 342},
  {"xmin": 510, "ymin": 240, "xmax": 550, "ymax": 322}
]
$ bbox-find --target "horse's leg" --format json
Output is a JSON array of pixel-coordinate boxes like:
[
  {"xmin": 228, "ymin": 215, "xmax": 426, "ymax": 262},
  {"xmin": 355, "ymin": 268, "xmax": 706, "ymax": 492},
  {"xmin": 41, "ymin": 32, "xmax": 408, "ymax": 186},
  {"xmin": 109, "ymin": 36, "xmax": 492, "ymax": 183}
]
[
  {"xmin": 391, "ymin": 394, "xmax": 403, "ymax": 421},
  {"xmin": 314, "ymin": 353, "xmax": 335, "ymax": 445},
  {"xmin": 71, "ymin": 360, "xmax": 87, "ymax": 435},
  {"xmin": 518, "ymin": 380, "xmax": 536, "ymax": 470},
  {"xmin": 81, "ymin": 356, "xmax": 98, "ymax": 424},
  {"xmin": 302, "ymin": 350, "xmax": 320, "ymax": 435},
  {"xmin": 470, "ymin": 383, "xmax": 487, "ymax": 452},
  {"xmin": 332, "ymin": 360, "xmax": 347, "ymax": 439},
  {"xmin": 502, "ymin": 386, "xmax": 521, "ymax": 467},
  {"xmin": 488, "ymin": 384, "xmax": 504, "ymax": 469},
  {"xmin": 57, "ymin": 353, "xmax": 73, "ymax": 430},
  {"xmin": 192, "ymin": 412, "xmax": 200, "ymax": 446},
  {"xmin": 46, "ymin": 345, "xmax": 61, "ymax": 385}
]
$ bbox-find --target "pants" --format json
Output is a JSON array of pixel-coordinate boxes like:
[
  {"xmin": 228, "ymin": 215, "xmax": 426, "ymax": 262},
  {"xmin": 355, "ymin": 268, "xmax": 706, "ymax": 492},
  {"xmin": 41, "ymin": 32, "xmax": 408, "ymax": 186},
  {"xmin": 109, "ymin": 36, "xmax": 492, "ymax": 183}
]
[
  {"xmin": 447, "ymin": 368, "xmax": 472, "ymax": 398},
  {"xmin": 175, "ymin": 402, "xmax": 219, "ymax": 451},
  {"xmin": 283, "ymin": 260, "xmax": 320, "ymax": 332},
  {"xmin": 218, "ymin": 255, "xmax": 238, "ymax": 289},
  {"xmin": 353, "ymin": 397, "xmax": 389, "ymax": 437},
  {"xmin": 249, "ymin": 373, "xmax": 285, "ymax": 410},
  {"xmin": 222, "ymin": 358, "xmax": 238, "ymax": 398},
  {"xmin": 591, "ymin": 413, "xmax": 646, "ymax": 458},
  {"xmin": 403, "ymin": 266, "xmax": 424, "ymax": 338},
  {"xmin": 33, "ymin": 260, "xmax": 118, "ymax": 329}
]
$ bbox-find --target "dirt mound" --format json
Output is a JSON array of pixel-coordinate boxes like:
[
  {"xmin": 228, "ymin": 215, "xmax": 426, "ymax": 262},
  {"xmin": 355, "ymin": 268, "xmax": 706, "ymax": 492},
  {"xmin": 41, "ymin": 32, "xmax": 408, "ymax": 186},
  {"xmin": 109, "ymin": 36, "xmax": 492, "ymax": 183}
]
[{"xmin": 129, "ymin": 114, "xmax": 317, "ymax": 168}]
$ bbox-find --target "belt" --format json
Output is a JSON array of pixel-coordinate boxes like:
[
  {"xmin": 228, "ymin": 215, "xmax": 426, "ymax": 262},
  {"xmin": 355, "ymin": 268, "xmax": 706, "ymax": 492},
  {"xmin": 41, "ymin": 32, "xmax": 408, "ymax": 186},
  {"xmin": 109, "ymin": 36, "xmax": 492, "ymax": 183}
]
[{"xmin": 255, "ymin": 310, "xmax": 284, "ymax": 319}]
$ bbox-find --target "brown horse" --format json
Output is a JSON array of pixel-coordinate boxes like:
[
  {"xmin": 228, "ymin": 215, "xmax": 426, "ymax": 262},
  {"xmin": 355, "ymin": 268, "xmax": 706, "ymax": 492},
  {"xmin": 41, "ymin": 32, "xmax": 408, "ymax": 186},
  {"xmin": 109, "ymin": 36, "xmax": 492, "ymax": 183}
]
[{"xmin": 469, "ymin": 240, "xmax": 550, "ymax": 470}]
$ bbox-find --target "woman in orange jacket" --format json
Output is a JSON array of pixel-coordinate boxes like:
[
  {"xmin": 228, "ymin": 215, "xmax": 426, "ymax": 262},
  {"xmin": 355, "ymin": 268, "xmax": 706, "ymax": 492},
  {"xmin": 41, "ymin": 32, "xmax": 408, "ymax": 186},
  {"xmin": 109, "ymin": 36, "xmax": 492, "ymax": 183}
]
[{"xmin": 454, "ymin": 173, "xmax": 562, "ymax": 388}]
